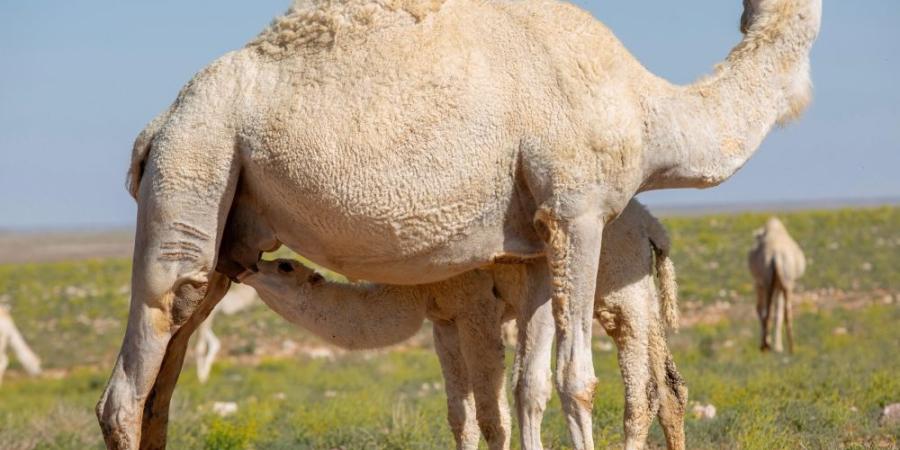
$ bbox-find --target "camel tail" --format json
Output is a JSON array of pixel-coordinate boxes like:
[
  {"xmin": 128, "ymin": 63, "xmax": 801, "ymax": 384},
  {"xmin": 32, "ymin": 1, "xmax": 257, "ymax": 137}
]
[
  {"xmin": 643, "ymin": 208, "xmax": 679, "ymax": 332},
  {"xmin": 6, "ymin": 319, "xmax": 41, "ymax": 376},
  {"xmin": 126, "ymin": 106, "xmax": 174, "ymax": 199},
  {"xmin": 655, "ymin": 248, "xmax": 680, "ymax": 332}
]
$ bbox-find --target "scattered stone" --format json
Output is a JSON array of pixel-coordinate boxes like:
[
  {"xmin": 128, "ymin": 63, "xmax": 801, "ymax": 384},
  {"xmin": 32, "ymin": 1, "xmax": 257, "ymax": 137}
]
[
  {"xmin": 832, "ymin": 327, "xmax": 848, "ymax": 336},
  {"xmin": 880, "ymin": 403, "xmax": 900, "ymax": 427},
  {"xmin": 324, "ymin": 390, "xmax": 338, "ymax": 398},
  {"xmin": 595, "ymin": 340, "xmax": 614, "ymax": 352},
  {"xmin": 861, "ymin": 262, "xmax": 873, "ymax": 272},
  {"xmin": 281, "ymin": 339, "xmax": 298, "ymax": 353},
  {"xmin": 273, "ymin": 392, "xmax": 286, "ymax": 401},
  {"xmin": 691, "ymin": 402, "xmax": 717, "ymax": 420},
  {"xmin": 303, "ymin": 346, "xmax": 336, "ymax": 360},
  {"xmin": 212, "ymin": 401, "xmax": 238, "ymax": 417}
]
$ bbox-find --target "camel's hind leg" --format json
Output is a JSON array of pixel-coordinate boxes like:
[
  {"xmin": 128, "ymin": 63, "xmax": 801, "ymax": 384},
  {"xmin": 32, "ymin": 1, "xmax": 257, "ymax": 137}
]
[
  {"xmin": 456, "ymin": 293, "xmax": 510, "ymax": 450},
  {"xmin": 772, "ymin": 287, "xmax": 785, "ymax": 353},
  {"xmin": 783, "ymin": 287, "xmax": 795, "ymax": 354},
  {"xmin": 0, "ymin": 326, "xmax": 8, "ymax": 386},
  {"xmin": 433, "ymin": 321, "xmax": 480, "ymax": 450},
  {"xmin": 97, "ymin": 140, "xmax": 238, "ymax": 449},
  {"xmin": 141, "ymin": 273, "xmax": 230, "ymax": 449},
  {"xmin": 598, "ymin": 290, "xmax": 655, "ymax": 450},
  {"xmin": 195, "ymin": 315, "xmax": 221, "ymax": 384},
  {"xmin": 754, "ymin": 282, "xmax": 771, "ymax": 351},
  {"xmin": 648, "ymin": 320, "xmax": 686, "ymax": 450},
  {"xmin": 511, "ymin": 262, "xmax": 555, "ymax": 450}
]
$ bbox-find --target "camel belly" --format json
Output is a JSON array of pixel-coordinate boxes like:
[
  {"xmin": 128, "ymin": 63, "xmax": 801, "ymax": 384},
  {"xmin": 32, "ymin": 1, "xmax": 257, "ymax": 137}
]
[
  {"xmin": 239, "ymin": 136, "xmax": 543, "ymax": 283},
  {"xmin": 241, "ymin": 152, "xmax": 540, "ymax": 283}
]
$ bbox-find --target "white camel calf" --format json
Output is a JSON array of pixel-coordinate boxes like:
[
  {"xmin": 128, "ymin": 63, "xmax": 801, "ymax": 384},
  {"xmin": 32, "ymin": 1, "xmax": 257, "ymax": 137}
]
[
  {"xmin": 0, "ymin": 305, "xmax": 42, "ymax": 386},
  {"xmin": 243, "ymin": 200, "xmax": 687, "ymax": 450}
]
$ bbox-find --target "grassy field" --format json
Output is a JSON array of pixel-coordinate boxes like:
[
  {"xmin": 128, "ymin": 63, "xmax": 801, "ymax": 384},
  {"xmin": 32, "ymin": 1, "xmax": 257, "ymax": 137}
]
[{"xmin": 0, "ymin": 206, "xmax": 897, "ymax": 449}]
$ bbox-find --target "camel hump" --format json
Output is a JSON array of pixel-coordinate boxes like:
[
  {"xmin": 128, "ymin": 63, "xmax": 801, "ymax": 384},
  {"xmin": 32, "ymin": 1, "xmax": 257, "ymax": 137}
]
[{"xmin": 248, "ymin": 0, "xmax": 447, "ymax": 57}]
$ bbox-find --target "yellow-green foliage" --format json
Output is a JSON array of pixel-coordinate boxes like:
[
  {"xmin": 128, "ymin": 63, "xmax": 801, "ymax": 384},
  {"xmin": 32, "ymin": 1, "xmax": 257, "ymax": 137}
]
[
  {"xmin": 663, "ymin": 206, "xmax": 899, "ymax": 302},
  {"xmin": 0, "ymin": 207, "xmax": 897, "ymax": 448}
]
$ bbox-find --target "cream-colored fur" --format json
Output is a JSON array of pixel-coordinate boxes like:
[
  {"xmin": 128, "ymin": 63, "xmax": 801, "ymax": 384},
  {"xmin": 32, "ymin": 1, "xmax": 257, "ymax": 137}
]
[
  {"xmin": 748, "ymin": 217, "xmax": 806, "ymax": 353},
  {"xmin": 0, "ymin": 305, "xmax": 42, "ymax": 387},
  {"xmin": 243, "ymin": 200, "xmax": 686, "ymax": 450},
  {"xmin": 100, "ymin": 0, "xmax": 820, "ymax": 447},
  {"xmin": 194, "ymin": 283, "xmax": 258, "ymax": 383}
]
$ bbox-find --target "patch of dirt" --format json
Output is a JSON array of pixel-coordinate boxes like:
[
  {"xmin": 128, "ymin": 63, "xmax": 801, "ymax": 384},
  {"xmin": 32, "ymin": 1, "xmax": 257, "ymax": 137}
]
[
  {"xmin": 677, "ymin": 288, "xmax": 898, "ymax": 330},
  {"xmin": 0, "ymin": 229, "xmax": 133, "ymax": 264}
]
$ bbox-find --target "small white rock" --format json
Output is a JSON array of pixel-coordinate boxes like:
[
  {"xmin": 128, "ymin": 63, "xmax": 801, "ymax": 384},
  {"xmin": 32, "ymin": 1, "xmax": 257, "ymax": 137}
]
[
  {"xmin": 691, "ymin": 402, "xmax": 717, "ymax": 420},
  {"xmin": 595, "ymin": 340, "xmax": 614, "ymax": 352},
  {"xmin": 880, "ymin": 403, "xmax": 900, "ymax": 427},
  {"xmin": 212, "ymin": 401, "xmax": 238, "ymax": 417}
]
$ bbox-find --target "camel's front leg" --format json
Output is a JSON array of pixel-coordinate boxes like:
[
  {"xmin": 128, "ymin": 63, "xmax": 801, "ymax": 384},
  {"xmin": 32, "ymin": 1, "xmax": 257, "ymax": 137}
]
[
  {"xmin": 537, "ymin": 210, "xmax": 603, "ymax": 450},
  {"xmin": 511, "ymin": 263, "xmax": 555, "ymax": 450},
  {"xmin": 433, "ymin": 320, "xmax": 480, "ymax": 450},
  {"xmin": 97, "ymin": 170, "xmax": 236, "ymax": 448},
  {"xmin": 140, "ymin": 273, "xmax": 230, "ymax": 450}
]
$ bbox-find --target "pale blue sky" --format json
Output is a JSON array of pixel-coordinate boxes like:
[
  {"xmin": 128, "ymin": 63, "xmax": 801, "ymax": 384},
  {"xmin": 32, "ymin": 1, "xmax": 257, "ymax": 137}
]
[{"xmin": 1, "ymin": 1, "xmax": 898, "ymax": 228}]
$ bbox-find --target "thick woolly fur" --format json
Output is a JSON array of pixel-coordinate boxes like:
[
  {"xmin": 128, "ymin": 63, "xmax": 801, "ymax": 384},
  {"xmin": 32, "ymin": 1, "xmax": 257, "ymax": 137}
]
[
  {"xmin": 748, "ymin": 217, "xmax": 806, "ymax": 353},
  {"xmin": 243, "ymin": 200, "xmax": 686, "ymax": 450},
  {"xmin": 105, "ymin": 0, "xmax": 820, "ymax": 448}
]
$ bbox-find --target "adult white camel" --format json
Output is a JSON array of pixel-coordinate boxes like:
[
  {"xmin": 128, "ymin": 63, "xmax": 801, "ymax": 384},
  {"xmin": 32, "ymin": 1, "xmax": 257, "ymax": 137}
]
[
  {"xmin": 0, "ymin": 305, "xmax": 42, "ymax": 386},
  {"xmin": 748, "ymin": 217, "xmax": 806, "ymax": 353},
  {"xmin": 243, "ymin": 200, "xmax": 686, "ymax": 450},
  {"xmin": 97, "ymin": 0, "xmax": 820, "ymax": 447},
  {"xmin": 194, "ymin": 283, "xmax": 258, "ymax": 383}
]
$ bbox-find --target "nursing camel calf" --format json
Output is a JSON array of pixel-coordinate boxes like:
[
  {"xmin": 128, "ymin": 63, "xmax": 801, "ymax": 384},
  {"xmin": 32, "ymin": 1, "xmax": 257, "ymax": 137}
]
[{"xmin": 243, "ymin": 200, "xmax": 687, "ymax": 450}]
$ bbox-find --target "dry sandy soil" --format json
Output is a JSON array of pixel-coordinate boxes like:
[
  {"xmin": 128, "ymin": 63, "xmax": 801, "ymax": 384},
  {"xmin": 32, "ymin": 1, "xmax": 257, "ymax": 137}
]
[{"xmin": 0, "ymin": 229, "xmax": 133, "ymax": 264}]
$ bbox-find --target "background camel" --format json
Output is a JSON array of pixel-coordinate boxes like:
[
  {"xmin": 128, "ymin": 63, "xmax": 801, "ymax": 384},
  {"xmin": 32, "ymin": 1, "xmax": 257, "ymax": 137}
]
[
  {"xmin": 194, "ymin": 283, "xmax": 258, "ymax": 383},
  {"xmin": 0, "ymin": 305, "xmax": 42, "ymax": 387},
  {"xmin": 748, "ymin": 217, "xmax": 806, "ymax": 353},
  {"xmin": 243, "ymin": 200, "xmax": 687, "ymax": 450},
  {"xmin": 98, "ymin": 0, "xmax": 820, "ymax": 447}
]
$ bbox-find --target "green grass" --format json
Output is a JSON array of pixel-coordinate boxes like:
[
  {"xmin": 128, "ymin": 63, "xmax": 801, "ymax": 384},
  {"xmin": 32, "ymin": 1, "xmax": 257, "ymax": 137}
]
[
  {"xmin": 1, "ymin": 304, "xmax": 896, "ymax": 449},
  {"xmin": 0, "ymin": 207, "xmax": 897, "ymax": 448}
]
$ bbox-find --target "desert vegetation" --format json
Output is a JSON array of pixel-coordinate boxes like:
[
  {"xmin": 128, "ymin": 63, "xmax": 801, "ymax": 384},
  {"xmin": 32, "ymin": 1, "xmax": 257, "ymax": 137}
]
[{"xmin": 0, "ymin": 206, "xmax": 897, "ymax": 449}]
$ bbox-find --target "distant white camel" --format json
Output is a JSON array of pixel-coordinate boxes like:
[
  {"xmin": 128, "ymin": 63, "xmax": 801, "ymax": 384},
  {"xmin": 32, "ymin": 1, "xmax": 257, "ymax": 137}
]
[
  {"xmin": 748, "ymin": 217, "xmax": 806, "ymax": 353},
  {"xmin": 194, "ymin": 284, "xmax": 258, "ymax": 383},
  {"xmin": 244, "ymin": 200, "xmax": 686, "ymax": 450},
  {"xmin": 0, "ymin": 305, "xmax": 42, "ymax": 386}
]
